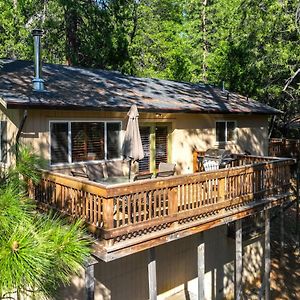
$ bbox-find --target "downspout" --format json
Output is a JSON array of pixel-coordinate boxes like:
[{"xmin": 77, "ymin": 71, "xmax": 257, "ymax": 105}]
[{"xmin": 16, "ymin": 110, "xmax": 28, "ymax": 162}]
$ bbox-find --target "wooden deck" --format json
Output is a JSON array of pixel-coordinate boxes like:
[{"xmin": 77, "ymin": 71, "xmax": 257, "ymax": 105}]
[
  {"xmin": 269, "ymin": 138, "xmax": 300, "ymax": 159},
  {"xmin": 31, "ymin": 154, "xmax": 296, "ymax": 261}
]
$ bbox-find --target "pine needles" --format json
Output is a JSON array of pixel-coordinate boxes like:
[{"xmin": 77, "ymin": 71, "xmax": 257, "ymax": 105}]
[{"xmin": 0, "ymin": 147, "xmax": 91, "ymax": 299}]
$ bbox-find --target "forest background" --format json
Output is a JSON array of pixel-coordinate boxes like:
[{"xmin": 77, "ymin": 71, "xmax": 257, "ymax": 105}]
[{"xmin": 0, "ymin": 0, "xmax": 299, "ymax": 136}]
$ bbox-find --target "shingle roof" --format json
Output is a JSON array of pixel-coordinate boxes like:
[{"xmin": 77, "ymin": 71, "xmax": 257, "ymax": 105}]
[{"xmin": 0, "ymin": 59, "xmax": 281, "ymax": 114}]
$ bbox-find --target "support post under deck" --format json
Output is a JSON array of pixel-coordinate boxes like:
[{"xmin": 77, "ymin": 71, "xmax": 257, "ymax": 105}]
[
  {"xmin": 198, "ymin": 233, "xmax": 205, "ymax": 300},
  {"xmin": 85, "ymin": 257, "xmax": 98, "ymax": 300},
  {"xmin": 280, "ymin": 204, "xmax": 284, "ymax": 259},
  {"xmin": 235, "ymin": 220, "xmax": 242, "ymax": 300},
  {"xmin": 148, "ymin": 248, "xmax": 157, "ymax": 300},
  {"xmin": 264, "ymin": 209, "xmax": 271, "ymax": 300}
]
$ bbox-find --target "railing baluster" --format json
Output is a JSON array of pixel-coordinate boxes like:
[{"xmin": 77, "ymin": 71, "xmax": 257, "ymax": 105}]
[{"xmin": 32, "ymin": 156, "xmax": 294, "ymax": 246}]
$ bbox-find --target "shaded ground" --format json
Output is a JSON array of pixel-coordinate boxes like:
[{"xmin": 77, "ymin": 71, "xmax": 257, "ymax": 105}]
[
  {"xmin": 270, "ymin": 205, "xmax": 300, "ymax": 300},
  {"xmin": 167, "ymin": 205, "xmax": 300, "ymax": 300}
]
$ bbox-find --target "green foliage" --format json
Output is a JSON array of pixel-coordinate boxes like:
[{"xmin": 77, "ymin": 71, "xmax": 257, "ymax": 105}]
[
  {"xmin": 0, "ymin": 0, "xmax": 299, "ymax": 134},
  {"xmin": 0, "ymin": 148, "xmax": 91, "ymax": 299}
]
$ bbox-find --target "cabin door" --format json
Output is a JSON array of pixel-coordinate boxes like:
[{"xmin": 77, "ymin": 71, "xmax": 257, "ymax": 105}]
[{"xmin": 139, "ymin": 125, "xmax": 169, "ymax": 173}]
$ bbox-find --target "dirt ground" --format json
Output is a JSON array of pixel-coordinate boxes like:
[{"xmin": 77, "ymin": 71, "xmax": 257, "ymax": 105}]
[{"xmin": 270, "ymin": 205, "xmax": 300, "ymax": 300}]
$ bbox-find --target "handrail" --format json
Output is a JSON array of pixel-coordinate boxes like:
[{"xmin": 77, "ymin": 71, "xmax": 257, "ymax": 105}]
[
  {"xmin": 31, "ymin": 155, "xmax": 295, "ymax": 246},
  {"xmin": 269, "ymin": 138, "xmax": 300, "ymax": 158}
]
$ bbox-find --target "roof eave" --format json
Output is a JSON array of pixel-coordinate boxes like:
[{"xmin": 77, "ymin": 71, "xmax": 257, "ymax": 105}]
[{"xmin": 5, "ymin": 101, "xmax": 281, "ymax": 115}]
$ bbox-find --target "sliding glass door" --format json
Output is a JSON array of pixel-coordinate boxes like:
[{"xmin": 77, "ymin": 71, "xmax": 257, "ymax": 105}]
[{"xmin": 139, "ymin": 124, "xmax": 170, "ymax": 173}]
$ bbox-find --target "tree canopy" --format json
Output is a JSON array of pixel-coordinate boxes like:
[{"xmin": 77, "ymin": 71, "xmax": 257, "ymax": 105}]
[{"xmin": 0, "ymin": 0, "xmax": 299, "ymax": 136}]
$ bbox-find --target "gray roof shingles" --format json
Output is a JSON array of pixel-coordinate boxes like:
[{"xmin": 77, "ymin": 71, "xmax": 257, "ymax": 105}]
[{"xmin": 0, "ymin": 59, "xmax": 280, "ymax": 114}]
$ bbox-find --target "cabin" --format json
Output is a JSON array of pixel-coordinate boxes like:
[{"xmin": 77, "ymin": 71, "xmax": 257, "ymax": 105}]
[{"xmin": 0, "ymin": 32, "xmax": 296, "ymax": 300}]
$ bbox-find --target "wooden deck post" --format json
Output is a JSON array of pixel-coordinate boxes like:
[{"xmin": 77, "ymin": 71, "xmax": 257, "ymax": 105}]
[
  {"xmin": 264, "ymin": 209, "xmax": 270, "ymax": 300},
  {"xmin": 280, "ymin": 204, "xmax": 284, "ymax": 259},
  {"xmin": 168, "ymin": 186, "xmax": 178, "ymax": 215},
  {"xmin": 103, "ymin": 197, "xmax": 114, "ymax": 230},
  {"xmin": 198, "ymin": 233, "xmax": 205, "ymax": 300},
  {"xmin": 218, "ymin": 176, "xmax": 226, "ymax": 202},
  {"xmin": 84, "ymin": 257, "xmax": 98, "ymax": 300},
  {"xmin": 148, "ymin": 248, "xmax": 157, "ymax": 300},
  {"xmin": 235, "ymin": 220, "xmax": 242, "ymax": 300}
]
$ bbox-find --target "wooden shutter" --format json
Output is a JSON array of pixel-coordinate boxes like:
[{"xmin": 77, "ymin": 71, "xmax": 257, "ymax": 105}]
[
  {"xmin": 107, "ymin": 122, "xmax": 121, "ymax": 159},
  {"xmin": 139, "ymin": 127, "xmax": 150, "ymax": 172},
  {"xmin": 71, "ymin": 122, "xmax": 86, "ymax": 162},
  {"xmin": 71, "ymin": 122, "xmax": 104, "ymax": 162},
  {"xmin": 155, "ymin": 126, "xmax": 168, "ymax": 169},
  {"xmin": 50, "ymin": 123, "xmax": 69, "ymax": 164},
  {"xmin": 86, "ymin": 122, "xmax": 105, "ymax": 160}
]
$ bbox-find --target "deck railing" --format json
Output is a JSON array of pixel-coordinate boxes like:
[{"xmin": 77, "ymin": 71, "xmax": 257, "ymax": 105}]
[
  {"xmin": 31, "ymin": 155, "xmax": 294, "ymax": 249},
  {"xmin": 269, "ymin": 138, "xmax": 300, "ymax": 159}
]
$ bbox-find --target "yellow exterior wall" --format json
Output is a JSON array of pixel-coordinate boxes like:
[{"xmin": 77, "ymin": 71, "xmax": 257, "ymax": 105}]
[
  {"xmin": 57, "ymin": 225, "xmax": 263, "ymax": 300},
  {"xmin": 171, "ymin": 113, "xmax": 269, "ymax": 174},
  {"xmin": 0, "ymin": 104, "xmax": 23, "ymax": 167},
  {"xmin": 20, "ymin": 109, "xmax": 269, "ymax": 174},
  {"xmin": 0, "ymin": 108, "xmax": 267, "ymax": 299}
]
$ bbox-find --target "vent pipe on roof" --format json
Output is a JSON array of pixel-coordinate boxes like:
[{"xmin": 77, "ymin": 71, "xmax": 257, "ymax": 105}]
[{"xmin": 32, "ymin": 29, "xmax": 44, "ymax": 91}]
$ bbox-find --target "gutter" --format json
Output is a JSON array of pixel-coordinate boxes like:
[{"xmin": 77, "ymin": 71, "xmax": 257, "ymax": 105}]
[
  {"xmin": 16, "ymin": 110, "xmax": 28, "ymax": 162},
  {"xmin": 5, "ymin": 102, "xmax": 283, "ymax": 116}
]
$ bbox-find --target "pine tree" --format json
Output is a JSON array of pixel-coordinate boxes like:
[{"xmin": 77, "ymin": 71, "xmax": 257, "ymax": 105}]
[{"xmin": 0, "ymin": 146, "xmax": 91, "ymax": 299}]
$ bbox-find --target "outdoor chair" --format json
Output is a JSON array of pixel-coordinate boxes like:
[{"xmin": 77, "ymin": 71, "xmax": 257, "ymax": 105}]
[
  {"xmin": 133, "ymin": 172, "xmax": 153, "ymax": 181},
  {"xmin": 155, "ymin": 162, "xmax": 176, "ymax": 178},
  {"xmin": 202, "ymin": 149, "xmax": 232, "ymax": 171},
  {"xmin": 71, "ymin": 170, "xmax": 90, "ymax": 179}
]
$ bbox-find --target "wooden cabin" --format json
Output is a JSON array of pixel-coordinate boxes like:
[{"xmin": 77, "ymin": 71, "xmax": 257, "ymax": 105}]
[{"xmin": 0, "ymin": 58, "xmax": 296, "ymax": 300}]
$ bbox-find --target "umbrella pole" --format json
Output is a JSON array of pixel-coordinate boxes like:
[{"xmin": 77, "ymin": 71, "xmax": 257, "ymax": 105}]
[{"xmin": 128, "ymin": 159, "xmax": 132, "ymax": 180}]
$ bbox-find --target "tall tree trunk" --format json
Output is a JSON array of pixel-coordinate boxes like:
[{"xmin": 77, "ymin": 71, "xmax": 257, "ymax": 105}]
[
  {"xmin": 64, "ymin": 5, "xmax": 80, "ymax": 66},
  {"xmin": 202, "ymin": 0, "xmax": 208, "ymax": 83}
]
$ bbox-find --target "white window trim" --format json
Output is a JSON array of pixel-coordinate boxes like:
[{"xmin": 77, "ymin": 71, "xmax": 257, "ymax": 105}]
[
  {"xmin": 215, "ymin": 120, "xmax": 237, "ymax": 144},
  {"xmin": 49, "ymin": 120, "xmax": 122, "ymax": 166}
]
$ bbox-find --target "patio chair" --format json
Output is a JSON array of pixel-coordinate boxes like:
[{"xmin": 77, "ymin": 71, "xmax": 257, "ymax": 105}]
[
  {"xmin": 71, "ymin": 170, "xmax": 90, "ymax": 179},
  {"xmin": 203, "ymin": 159, "xmax": 220, "ymax": 171},
  {"xmin": 155, "ymin": 162, "xmax": 176, "ymax": 178},
  {"xmin": 133, "ymin": 172, "xmax": 153, "ymax": 181},
  {"xmin": 202, "ymin": 149, "xmax": 232, "ymax": 171}
]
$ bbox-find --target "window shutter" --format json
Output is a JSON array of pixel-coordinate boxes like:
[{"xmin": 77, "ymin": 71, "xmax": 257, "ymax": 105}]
[
  {"xmin": 50, "ymin": 123, "xmax": 69, "ymax": 164},
  {"xmin": 107, "ymin": 123, "xmax": 121, "ymax": 159},
  {"xmin": 0, "ymin": 121, "xmax": 7, "ymax": 163},
  {"xmin": 155, "ymin": 126, "xmax": 168, "ymax": 169},
  {"xmin": 71, "ymin": 122, "xmax": 86, "ymax": 162},
  {"xmin": 139, "ymin": 127, "xmax": 151, "ymax": 172},
  {"xmin": 71, "ymin": 122, "xmax": 105, "ymax": 162},
  {"xmin": 86, "ymin": 122, "xmax": 105, "ymax": 160}
]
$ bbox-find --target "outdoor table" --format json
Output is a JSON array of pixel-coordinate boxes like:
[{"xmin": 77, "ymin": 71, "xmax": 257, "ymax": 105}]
[{"xmin": 96, "ymin": 176, "xmax": 130, "ymax": 186}]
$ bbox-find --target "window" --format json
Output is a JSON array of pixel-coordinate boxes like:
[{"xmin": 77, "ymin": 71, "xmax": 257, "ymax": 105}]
[
  {"xmin": 50, "ymin": 121, "xmax": 121, "ymax": 165},
  {"xmin": 216, "ymin": 121, "xmax": 236, "ymax": 143},
  {"xmin": 139, "ymin": 125, "xmax": 169, "ymax": 172},
  {"xmin": 0, "ymin": 121, "xmax": 7, "ymax": 163}
]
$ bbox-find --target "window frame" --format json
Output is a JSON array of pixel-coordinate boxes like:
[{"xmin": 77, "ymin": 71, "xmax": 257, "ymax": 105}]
[
  {"xmin": 139, "ymin": 122, "xmax": 172, "ymax": 173},
  {"xmin": 49, "ymin": 120, "xmax": 122, "ymax": 166},
  {"xmin": 215, "ymin": 120, "xmax": 237, "ymax": 144}
]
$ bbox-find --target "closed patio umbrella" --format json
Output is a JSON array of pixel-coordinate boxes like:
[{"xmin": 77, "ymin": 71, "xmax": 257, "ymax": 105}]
[{"xmin": 122, "ymin": 104, "xmax": 144, "ymax": 179}]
